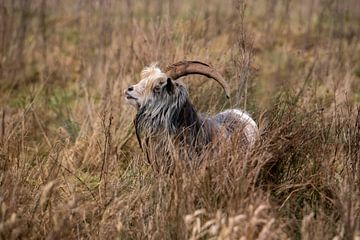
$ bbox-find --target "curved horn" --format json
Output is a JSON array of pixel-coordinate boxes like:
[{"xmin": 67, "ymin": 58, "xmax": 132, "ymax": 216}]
[{"xmin": 165, "ymin": 60, "xmax": 230, "ymax": 98}]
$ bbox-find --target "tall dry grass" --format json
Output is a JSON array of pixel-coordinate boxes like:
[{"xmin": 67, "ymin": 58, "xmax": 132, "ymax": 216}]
[{"xmin": 0, "ymin": 0, "xmax": 359, "ymax": 239}]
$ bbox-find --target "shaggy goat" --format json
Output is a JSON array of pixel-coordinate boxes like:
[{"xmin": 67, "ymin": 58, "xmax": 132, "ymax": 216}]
[{"xmin": 124, "ymin": 60, "xmax": 258, "ymax": 163}]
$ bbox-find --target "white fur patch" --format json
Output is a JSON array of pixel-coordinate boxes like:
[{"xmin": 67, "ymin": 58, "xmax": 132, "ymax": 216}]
[
  {"xmin": 224, "ymin": 109, "xmax": 258, "ymax": 145},
  {"xmin": 140, "ymin": 63, "xmax": 163, "ymax": 79}
]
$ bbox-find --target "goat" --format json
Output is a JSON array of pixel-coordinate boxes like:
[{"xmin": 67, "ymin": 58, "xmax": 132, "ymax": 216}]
[{"xmin": 124, "ymin": 60, "xmax": 258, "ymax": 166}]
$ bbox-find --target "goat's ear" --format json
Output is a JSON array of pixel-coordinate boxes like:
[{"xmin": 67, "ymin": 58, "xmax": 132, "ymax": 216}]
[{"xmin": 165, "ymin": 78, "xmax": 175, "ymax": 94}]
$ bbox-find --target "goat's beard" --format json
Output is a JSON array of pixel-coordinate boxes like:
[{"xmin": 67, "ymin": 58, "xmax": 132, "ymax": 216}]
[{"xmin": 134, "ymin": 89, "xmax": 185, "ymax": 171}]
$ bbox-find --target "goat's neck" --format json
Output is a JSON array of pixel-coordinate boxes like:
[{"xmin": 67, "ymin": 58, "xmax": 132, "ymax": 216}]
[
  {"xmin": 173, "ymin": 99, "xmax": 200, "ymax": 131},
  {"xmin": 172, "ymin": 100, "xmax": 216, "ymax": 147}
]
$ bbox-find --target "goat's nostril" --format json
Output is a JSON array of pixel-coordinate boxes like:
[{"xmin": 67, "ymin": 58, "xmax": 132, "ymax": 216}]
[{"xmin": 128, "ymin": 86, "xmax": 134, "ymax": 91}]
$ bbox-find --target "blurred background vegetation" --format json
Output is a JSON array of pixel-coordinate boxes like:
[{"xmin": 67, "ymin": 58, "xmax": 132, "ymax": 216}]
[{"xmin": 0, "ymin": 0, "xmax": 359, "ymax": 239}]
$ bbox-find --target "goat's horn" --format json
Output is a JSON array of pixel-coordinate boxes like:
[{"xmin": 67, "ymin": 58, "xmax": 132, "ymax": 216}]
[{"xmin": 165, "ymin": 60, "xmax": 230, "ymax": 98}]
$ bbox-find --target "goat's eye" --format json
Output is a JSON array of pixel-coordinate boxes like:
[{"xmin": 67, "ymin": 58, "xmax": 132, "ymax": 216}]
[{"xmin": 153, "ymin": 85, "xmax": 161, "ymax": 93}]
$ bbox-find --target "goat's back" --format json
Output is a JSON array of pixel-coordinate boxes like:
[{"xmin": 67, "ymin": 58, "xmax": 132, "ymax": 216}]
[{"xmin": 212, "ymin": 109, "xmax": 258, "ymax": 146}]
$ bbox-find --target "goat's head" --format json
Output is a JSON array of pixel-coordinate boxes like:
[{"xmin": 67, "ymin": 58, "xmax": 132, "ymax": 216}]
[{"xmin": 124, "ymin": 60, "xmax": 230, "ymax": 110}]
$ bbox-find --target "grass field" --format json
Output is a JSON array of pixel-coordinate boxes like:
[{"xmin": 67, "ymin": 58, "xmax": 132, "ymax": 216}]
[{"xmin": 1, "ymin": 0, "xmax": 360, "ymax": 239}]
